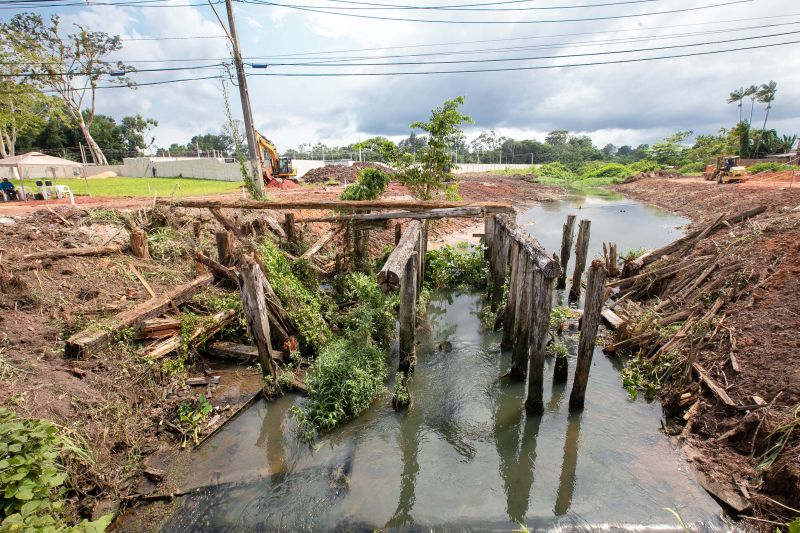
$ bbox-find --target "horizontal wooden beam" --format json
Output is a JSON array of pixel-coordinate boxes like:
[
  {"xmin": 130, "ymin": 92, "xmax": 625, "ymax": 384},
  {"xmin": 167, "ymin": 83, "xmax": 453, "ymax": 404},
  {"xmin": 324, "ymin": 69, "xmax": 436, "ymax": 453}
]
[
  {"xmin": 297, "ymin": 206, "xmax": 484, "ymax": 223},
  {"xmin": 496, "ymin": 214, "xmax": 560, "ymax": 279},
  {"xmin": 377, "ymin": 221, "xmax": 421, "ymax": 293},
  {"xmin": 162, "ymin": 198, "xmax": 513, "ymax": 213}
]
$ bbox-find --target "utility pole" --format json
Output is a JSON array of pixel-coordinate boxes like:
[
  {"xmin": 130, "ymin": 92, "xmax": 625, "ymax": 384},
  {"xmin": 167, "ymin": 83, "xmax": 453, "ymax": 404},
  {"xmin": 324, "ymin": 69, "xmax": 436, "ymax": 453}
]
[{"xmin": 224, "ymin": 0, "xmax": 265, "ymax": 197}]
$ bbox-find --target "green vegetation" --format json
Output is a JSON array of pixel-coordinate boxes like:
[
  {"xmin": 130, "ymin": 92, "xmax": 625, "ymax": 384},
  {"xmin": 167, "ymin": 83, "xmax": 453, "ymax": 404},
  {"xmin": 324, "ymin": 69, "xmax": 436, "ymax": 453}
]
[
  {"xmin": 677, "ymin": 162, "xmax": 705, "ymax": 174},
  {"xmin": 747, "ymin": 162, "xmax": 795, "ymax": 174},
  {"xmin": 175, "ymin": 395, "xmax": 213, "ymax": 447},
  {"xmin": 393, "ymin": 372, "xmax": 411, "ymax": 408},
  {"xmin": 546, "ymin": 342, "xmax": 568, "ymax": 359},
  {"xmin": 621, "ymin": 247, "xmax": 647, "ymax": 261},
  {"xmin": 258, "ymin": 239, "xmax": 330, "ymax": 352},
  {"xmin": 0, "ymin": 408, "xmax": 111, "ymax": 531},
  {"xmin": 425, "ymin": 242, "xmax": 488, "ymax": 290},
  {"xmin": 340, "ymin": 167, "xmax": 390, "ymax": 200},
  {"xmin": 526, "ymin": 160, "xmax": 656, "ymax": 190},
  {"xmin": 620, "ymin": 354, "xmax": 678, "ymax": 400},
  {"xmin": 549, "ymin": 306, "xmax": 572, "ymax": 329},
  {"xmin": 20, "ymin": 177, "xmax": 241, "ymax": 198},
  {"xmin": 756, "ymin": 404, "xmax": 800, "ymax": 471}
]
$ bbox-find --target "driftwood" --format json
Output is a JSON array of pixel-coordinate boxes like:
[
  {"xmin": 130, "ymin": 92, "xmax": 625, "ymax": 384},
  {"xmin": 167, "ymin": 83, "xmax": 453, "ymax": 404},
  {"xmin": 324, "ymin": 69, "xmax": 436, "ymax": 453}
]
[
  {"xmin": 377, "ymin": 221, "xmax": 421, "ymax": 293},
  {"xmin": 65, "ymin": 273, "xmax": 214, "ymax": 358},
  {"xmin": 23, "ymin": 244, "xmax": 125, "ymax": 261},
  {"xmin": 164, "ymin": 198, "xmax": 514, "ymax": 213},
  {"xmin": 557, "ymin": 215, "xmax": 576, "ymax": 290},
  {"xmin": 143, "ymin": 309, "xmax": 238, "ymax": 359},
  {"xmin": 569, "ymin": 260, "xmax": 607, "ymax": 411},
  {"xmin": 298, "ymin": 206, "xmax": 484, "ymax": 223}
]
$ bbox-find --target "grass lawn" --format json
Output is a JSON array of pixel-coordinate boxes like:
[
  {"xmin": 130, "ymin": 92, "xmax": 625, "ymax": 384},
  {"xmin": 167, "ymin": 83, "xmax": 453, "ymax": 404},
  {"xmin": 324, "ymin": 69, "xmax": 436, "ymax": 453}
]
[{"xmin": 17, "ymin": 176, "xmax": 243, "ymax": 198}]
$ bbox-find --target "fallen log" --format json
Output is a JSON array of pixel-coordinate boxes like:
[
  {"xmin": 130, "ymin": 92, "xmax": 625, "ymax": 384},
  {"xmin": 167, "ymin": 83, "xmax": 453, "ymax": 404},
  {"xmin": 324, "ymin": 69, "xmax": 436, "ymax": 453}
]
[
  {"xmin": 377, "ymin": 221, "xmax": 421, "ymax": 293},
  {"xmin": 299, "ymin": 226, "xmax": 340, "ymax": 260},
  {"xmin": 143, "ymin": 308, "xmax": 238, "ymax": 359},
  {"xmin": 186, "ymin": 375, "xmax": 220, "ymax": 386},
  {"xmin": 209, "ymin": 207, "xmax": 245, "ymax": 239},
  {"xmin": 206, "ymin": 341, "xmax": 286, "ymax": 363},
  {"xmin": 237, "ymin": 255, "xmax": 278, "ymax": 378},
  {"xmin": 23, "ymin": 244, "xmax": 125, "ymax": 261},
  {"xmin": 297, "ymin": 206, "xmax": 484, "ymax": 223},
  {"xmin": 65, "ymin": 273, "xmax": 214, "ymax": 358},
  {"xmin": 601, "ymin": 308, "xmax": 625, "ymax": 330},
  {"xmin": 195, "ymin": 251, "xmax": 237, "ymax": 283},
  {"xmin": 164, "ymin": 198, "xmax": 514, "ymax": 213},
  {"xmin": 693, "ymin": 362, "xmax": 736, "ymax": 408}
]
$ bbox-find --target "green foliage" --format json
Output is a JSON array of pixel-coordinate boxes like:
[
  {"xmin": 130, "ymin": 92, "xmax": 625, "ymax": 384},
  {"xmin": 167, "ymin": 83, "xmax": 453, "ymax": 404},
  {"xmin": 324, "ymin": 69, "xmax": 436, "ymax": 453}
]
[
  {"xmin": 258, "ymin": 239, "xmax": 329, "ymax": 352},
  {"xmin": 332, "ymin": 273, "xmax": 398, "ymax": 347},
  {"xmin": 546, "ymin": 342, "xmax": 568, "ymax": 359},
  {"xmin": 358, "ymin": 96, "xmax": 473, "ymax": 200},
  {"xmin": 393, "ymin": 372, "xmax": 411, "ymax": 407},
  {"xmin": 627, "ymin": 159, "xmax": 662, "ymax": 173},
  {"xmin": 425, "ymin": 242, "xmax": 488, "ymax": 290},
  {"xmin": 0, "ymin": 408, "xmax": 111, "ymax": 532},
  {"xmin": 649, "ymin": 131, "xmax": 692, "ymax": 166},
  {"xmin": 175, "ymin": 395, "xmax": 212, "ymax": 446},
  {"xmin": 621, "ymin": 247, "xmax": 647, "ymax": 261},
  {"xmin": 291, "ymin": 338, "xmax": 388, "ymax": 440},
  {"xmin": 340, "ymin": 168, "xmax": 390, "ymax": 201},
  {"xmin": 756, "ymin": 404, "xmax": 799, "ymax": 471},
  {"xmin": 549, "ymin": 306, "xmax": 572, "ymax": 328},
  {"xmin": 748, "ymin": 162, "xmax": 794, "ymax": 174},
  {"xmin": 535, "ymin": 162, "xmax": 577, "ymax": 182},
  {"xmin": 147, "ymin": 227, "xmax": 183, "ymax": 262},
  {"xmin": 579, "ymin": 162, "xmax": 635, "ymax": 182},
  {"xmin": 677, "ymin": 162, "xmax": 706, "ymax": 174},
  {"xmin": 620, "ymin": 354, "xmax": 678, "ymax": 400}
]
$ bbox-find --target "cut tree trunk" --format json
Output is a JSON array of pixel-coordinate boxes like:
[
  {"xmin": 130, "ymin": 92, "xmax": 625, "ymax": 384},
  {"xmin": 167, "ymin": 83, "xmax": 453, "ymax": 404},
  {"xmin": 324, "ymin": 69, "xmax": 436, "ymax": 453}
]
[
  {"xmin": 130, "ymin": 229, "xmax": 150, "ymax": 260},
  {"xmin": 237, "ymin": 255, "xmax": 277, "ymax": 378},
  {"xmin": 569, "ymin": 260, "xmax": 607, "ymax": 411},
  {"xmin": 377, "ymin": 221, "xmax": 422, "ymax": 293},
  {"xmin": 215, "ymin": 230, "xmax": 235, "ymax": 267},
  {"xmin": 569, "ymin": 220, "xmax": 591, "ymax": 301},
  {"xmin": 23, "ymin": 244, "xmax": 124, "ymax": 261},
  {"xmin": 557, "ymin": 215, "xmax": 576, "ymax": 289}
]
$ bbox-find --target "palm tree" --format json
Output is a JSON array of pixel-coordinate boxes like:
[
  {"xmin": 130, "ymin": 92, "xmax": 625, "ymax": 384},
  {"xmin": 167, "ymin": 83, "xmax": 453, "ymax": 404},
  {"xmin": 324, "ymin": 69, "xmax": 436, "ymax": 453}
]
[
  {"xmin": 745, "ymin": 85, "xmax": 759, "ymax": 124},
  {"xmin": 757, "ymin": 80, "xmax": 778, "ymax": 130},
  {"xmin": 727, "ymin": 88, "xmax": 746, "ymax": 123}
]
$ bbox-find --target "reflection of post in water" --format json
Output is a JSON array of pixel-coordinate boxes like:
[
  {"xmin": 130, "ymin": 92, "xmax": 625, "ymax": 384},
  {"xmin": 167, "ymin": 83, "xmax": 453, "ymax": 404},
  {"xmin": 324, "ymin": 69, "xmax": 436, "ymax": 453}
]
[
  {"xmin": 493, "ymin": 382, "xmax": 541, "ymax": 524},
  {"xmin": 255, "ymin": 398, "xmax": 288, "ymax": 475},
  {"xmin": 385, "ymin": 407, "xmax": 423, "ymax": 528},
  {"xmin": 554, "ymin": 412, "xmax": 582, "ymax": 516}
]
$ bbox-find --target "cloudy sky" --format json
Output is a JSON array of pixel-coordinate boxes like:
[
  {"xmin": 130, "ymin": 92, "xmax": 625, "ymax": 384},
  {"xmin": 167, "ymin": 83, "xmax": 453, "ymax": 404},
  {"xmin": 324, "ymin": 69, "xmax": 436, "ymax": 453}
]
[{"xmin": 9, "ymin": 0, "xmax": 800, "ymax": 152}]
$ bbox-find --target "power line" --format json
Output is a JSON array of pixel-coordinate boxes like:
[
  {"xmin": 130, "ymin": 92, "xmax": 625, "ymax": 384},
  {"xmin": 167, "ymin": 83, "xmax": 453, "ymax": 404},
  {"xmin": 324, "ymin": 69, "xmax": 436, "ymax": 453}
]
[
  {"xmin": 237, "ymin": 0, "xmax": 665, "ymax": 11},
  {"xmin": 240, "ymin": 0, "xmax": 755, "ymax": 24},
  {"xmin": 1, "ymin": 63, "xmax": 226, "ymax": 77},
  {"xmin": 0, "ymin": 0, "xmax": 221, "ymax": 8}
]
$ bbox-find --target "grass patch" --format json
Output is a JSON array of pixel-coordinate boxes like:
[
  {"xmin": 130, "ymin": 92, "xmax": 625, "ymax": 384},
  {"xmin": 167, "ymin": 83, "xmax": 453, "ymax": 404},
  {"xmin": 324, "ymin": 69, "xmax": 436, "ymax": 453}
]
[
  {"xmin": 19, "ymin": 177, "xmax": 242, "ymax": 198},
  {"xmin": 747, "ymin": 162, "xmax": 795, "ymax": 174}
]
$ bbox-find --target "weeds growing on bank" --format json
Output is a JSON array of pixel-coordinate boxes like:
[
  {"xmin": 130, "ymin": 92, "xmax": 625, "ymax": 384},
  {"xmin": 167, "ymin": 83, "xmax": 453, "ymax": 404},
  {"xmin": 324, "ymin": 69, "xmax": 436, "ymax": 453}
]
[{"xmin": 425, "ymin": 242, "xmax": 488, "ymax": 290}]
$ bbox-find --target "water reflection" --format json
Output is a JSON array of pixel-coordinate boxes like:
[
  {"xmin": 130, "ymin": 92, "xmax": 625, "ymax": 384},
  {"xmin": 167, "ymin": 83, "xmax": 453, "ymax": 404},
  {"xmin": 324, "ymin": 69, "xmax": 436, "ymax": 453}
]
[
  {"xmin": 554, "ymin": 412, "xmax": 582, "ymax": 516},
  {"xmin": 386, "ymin": 405, "xmax": 422, "ymax": 527}
]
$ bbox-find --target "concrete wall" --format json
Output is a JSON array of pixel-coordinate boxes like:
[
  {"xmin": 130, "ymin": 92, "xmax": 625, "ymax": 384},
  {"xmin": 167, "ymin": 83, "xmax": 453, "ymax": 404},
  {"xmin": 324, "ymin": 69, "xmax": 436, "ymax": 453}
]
[{"xmin": 452, "ymin": 163, "xmax": 534, "ymax": 174}]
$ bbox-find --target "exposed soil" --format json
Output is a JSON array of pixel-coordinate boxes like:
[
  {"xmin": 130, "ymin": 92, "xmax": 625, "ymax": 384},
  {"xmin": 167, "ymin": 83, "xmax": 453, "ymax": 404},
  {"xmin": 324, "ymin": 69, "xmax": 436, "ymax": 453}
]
[
  {"xmin": 0, "ymin": 172, "xmax": 560, "ymax": 526},
  {"xmin": 613, "ymin": 175, "xmax": 800, "ymax": 524},
  {"xmin": 301, "ymin": 161, "xmax": 395, "ymax": 183}
]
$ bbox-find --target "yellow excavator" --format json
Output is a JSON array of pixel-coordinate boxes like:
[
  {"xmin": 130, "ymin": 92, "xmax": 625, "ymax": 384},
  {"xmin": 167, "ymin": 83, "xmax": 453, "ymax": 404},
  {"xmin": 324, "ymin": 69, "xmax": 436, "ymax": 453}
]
[
  {"xmin": 703, "ymin": 156, "xmax": 749, "ymax": 184},
  {"xmin": 256, "ymin": 131, "xmax": 297, "ymax": 188}
]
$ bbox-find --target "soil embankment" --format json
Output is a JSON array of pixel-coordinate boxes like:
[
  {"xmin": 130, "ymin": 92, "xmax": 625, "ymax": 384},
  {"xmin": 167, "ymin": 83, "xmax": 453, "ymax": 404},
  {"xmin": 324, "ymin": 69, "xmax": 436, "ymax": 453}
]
[{"xmin": 614, "ymin": 175, "xmax": 800, "ymax": 523}]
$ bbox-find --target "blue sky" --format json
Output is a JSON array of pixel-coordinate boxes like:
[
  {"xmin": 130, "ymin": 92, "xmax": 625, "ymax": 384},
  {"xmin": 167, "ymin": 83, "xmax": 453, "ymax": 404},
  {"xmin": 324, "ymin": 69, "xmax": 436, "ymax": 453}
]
[{"xmin": 7, "ymin": 0, "xmax": 800, "ymax": 152}]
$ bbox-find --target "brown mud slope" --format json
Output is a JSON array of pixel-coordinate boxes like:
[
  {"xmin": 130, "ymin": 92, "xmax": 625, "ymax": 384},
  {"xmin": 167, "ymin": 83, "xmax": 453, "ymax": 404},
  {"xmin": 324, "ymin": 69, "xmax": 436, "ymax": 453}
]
[
  {"xmin": 0, "ymin": 175, "xmax": 559, "ymax": 524},
  {"xmin": 614, "ymin": 177, "xmax": 800, "ymax": 524}
]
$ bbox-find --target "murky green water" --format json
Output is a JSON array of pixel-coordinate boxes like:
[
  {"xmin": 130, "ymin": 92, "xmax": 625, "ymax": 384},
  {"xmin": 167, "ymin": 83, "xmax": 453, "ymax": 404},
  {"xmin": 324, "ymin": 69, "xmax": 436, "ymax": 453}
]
[{"xmin": 160, "ymin": 193, "xmax": 726, "ymax": 531}]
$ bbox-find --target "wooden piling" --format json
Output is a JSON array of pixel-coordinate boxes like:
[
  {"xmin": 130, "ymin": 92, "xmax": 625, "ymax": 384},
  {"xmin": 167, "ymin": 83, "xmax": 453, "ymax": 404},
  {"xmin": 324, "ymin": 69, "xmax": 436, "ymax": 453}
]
[
  {"xmin": 490, "ymin": 220, "xmax": 510, "ymax": 312},
  {"xmin": 192, "ymin": 220, "xmax": 202, "ymax": 239},
  {"xmin": 237, "ymin": 255, "xmax": 278, "ymax": 379},
  {"xmin": 398, "ymin": 253, "xmax": 418, "ymax": 375},
  {"xmin": 524, "ymin": 257, "xmax": 557, "ymax": 415},
  {"xmin": 284, "ymin": 213, "xmax": 297, "ymax": 245},
  {"xmin": 553, "ymin": 356, "xmax": 568, "ymax": 383},
  {"xmin": 510, "ymin": 253, "xmax": 532, "ymax": 379},
  {"xmin": 500, "ymin": 240, "xmax": 521, "ymax": 350},
  {"xmin": 568, "ymin": 220, "xmax": 591, "ymax": 301},
  {"xmin": 130, "ymin": 228, "xmax": 149, "ymax": 259},
  {"xmin": 394, "ymin": 222, "xmax": 403, "ymax": 245},
  {"xmin": 215, "ymin": 230, "xmax": 235, "ymax": 267},
  {"xmin": 484, "ymin": 215, "xmax": 495, "ymax": 261},
  {"xmin": 603, "ymin": 242, "xmax": 618, "ymax": 277},
  {"xmin": 557, "ymin": 215, "xmax": 576, "ymax": 290},
  {"xmin": 418, "ymin": 220, "xmax": 428, "ymax": 291},
  {"xmin": 568, "ymin": 260, "xmax": 607, "ymax": 412}
]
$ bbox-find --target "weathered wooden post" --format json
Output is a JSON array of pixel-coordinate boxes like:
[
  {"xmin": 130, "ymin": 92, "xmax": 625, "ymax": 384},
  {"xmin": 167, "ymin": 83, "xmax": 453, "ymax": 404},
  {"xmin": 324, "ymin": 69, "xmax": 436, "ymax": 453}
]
[
  {"xmin": 192, "ymin": 219, "xmax": 203, "ymax": 239},
  {"xmin": 284, "ymin": 213, "xmax": 297, "ymax": 245},
  {"xmin": 490, "ymin": 222, "xmax": 510, "ymax": 312},
  {"xmin": 510, "ymin": 252, "xmax": 532, "ymax": 379},
  {"xmin": 524, "ymin": 245, "xmax": 559, "ymax": 415},
  {"xmin": 501, "ymin": 239, "xmax": 521, "ymax": 350},
  {"xmin": 394, "ymin": 222, "xmax": 403, "ymax": 245},
  {"xmin": 237, "ymin": 255, "xmax": 278, "ymax": 379},
  {"xmin": 399, "ymin": 253, "xmax": 418, "ymax": 375},
  {"xmin": 603, "ymin": 242, "xmax": 618, "ymax": 277},
  {"xmin": 484, "ymin": 215, "xmax": 495, "ymax": 261},
  {"xmin": 216, "ymin": 230, "xmax": 235, "ymax": 267},
  {"xmin": 557, "ymin": 215, "xmax": 576, "ymax": 289},
  {"xmin": 568, "ymin": 260, "xmax": 607, "ymax": 412},
  {"xmin": 568, "ymin": 219, "xmax": 591, "ymax": 301},
  {"xmin": 418, "ymin": 220, "xmax": 428, "ymax": 291},
  {"xmin": 553, "ymin": 353, "xmax": 568, "ymax": 383},
  {"xmin": 130, "ymin": 228, "xmax": 149, "ymax": 259}
]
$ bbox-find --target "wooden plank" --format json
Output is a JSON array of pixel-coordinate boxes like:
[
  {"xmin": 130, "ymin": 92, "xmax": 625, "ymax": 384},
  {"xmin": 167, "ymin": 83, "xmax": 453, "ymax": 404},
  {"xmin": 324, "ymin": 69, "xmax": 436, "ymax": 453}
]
[
  {"xmin": 693, "ymin": 363, "xmax": 736, "ymax": 407},
  {"xmin": 297, "ymin": 206, "xmax": 484, "ymax": 223},
  {"xmin": 23, "ymin": 244, "xmax": 124, "ymax": 261},
  {"xmin": 569, "ymin": 260, "xmax": 607, "ymax": 411},
  {"xmin": 510, "ymin": 252, "xmax": 532, "ymax": 379},
  {"xmin": 495, "ymin": 214, "xmax": 560, "ymax": 278},
  {"xmin": 186, "ymin": 375, "xmax": 221, "ymax": 386},
  {"xmin": 65, "ymin": 273, "xmax": 214, "ymax": 358},
  {"xmin": 500, "ymin": 239, "xmax": 521, "ymax": 350},
  {"xmin": 299, "ymin": 227, "xmax": 340, "ymax": 260},
  {"xmin": 237, "ymin": 255, "xmax": 277, "ymax": 378},
  {"xmin": 398, "ymin": 253, "xmax": 418, "ymax": 375},
  {"xmin": 601, "ymin": 308, "xmax": 625, "ymax": 330},
  {"xmin": 143, "ymin": 309, "xmax": 238, "ymax": 359},
  {"xmin": 525, "ymin": 264, "xmax": 556, "ymax": 415},
  {"xmin": 164, "ymin": 198, "xmax": 514, "ymax": 213},
  {"xmin": 377, "ymin": 221, "xmax": 422, "ymax": 293},
  {"xmin": 129, "ymin": 264, "xmax": 155, "ymax": 299}
]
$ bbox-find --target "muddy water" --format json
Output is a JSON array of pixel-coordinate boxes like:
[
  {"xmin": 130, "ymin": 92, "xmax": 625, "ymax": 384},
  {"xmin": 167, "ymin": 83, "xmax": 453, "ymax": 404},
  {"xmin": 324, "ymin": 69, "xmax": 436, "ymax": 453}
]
[{"xmin": 161, "ymin": 193, "xmax": 726, "ymax": 531}]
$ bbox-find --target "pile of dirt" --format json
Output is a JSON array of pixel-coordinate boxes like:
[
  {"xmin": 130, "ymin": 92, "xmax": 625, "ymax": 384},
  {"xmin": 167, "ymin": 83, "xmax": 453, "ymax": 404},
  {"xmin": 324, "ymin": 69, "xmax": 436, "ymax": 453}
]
[
  {"xmin": 623, "ymin": 170, "xmax": 684, "ymax": 183},
  {"xmin": 302, "ymin": 162, "xmax": 394, "ymax": 184},
  {"xmin": 612, "ymin": 177, "xmax": 800, "ymax": 523}
]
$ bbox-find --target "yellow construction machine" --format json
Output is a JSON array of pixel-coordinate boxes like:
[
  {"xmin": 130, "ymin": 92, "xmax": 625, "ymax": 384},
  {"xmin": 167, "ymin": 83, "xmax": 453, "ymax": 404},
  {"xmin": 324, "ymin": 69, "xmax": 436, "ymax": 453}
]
[
  {"xmin": 255, "ymin": 131, "xmax": 297, "ymax": 187},
  {"xmin": 703, "ymin": 156, "xmax": 749, "ymax": 184}
]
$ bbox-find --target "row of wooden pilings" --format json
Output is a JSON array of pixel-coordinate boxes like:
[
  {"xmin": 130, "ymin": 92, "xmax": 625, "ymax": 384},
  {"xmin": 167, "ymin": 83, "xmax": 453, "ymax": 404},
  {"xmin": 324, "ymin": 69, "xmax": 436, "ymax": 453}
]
[{"xmin": 485, "ymin": 213, "xmax": 607, "ymax": 414}]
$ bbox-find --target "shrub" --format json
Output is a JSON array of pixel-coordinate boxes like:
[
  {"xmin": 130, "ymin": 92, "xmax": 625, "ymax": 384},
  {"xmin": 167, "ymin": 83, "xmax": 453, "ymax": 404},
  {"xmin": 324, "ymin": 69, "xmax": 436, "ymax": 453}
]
[
  {"xmin": 578, "ymin": 163, "xmax": 634, "ymax": 182},
  {"xmin": 340, "ymin": 168, "xmax": 390, "ymax": 201},
  {"xmin": 425, "ymin": 242, "xmax": 488, "ymax": 290},
  {"xmin": 677, "ymin": 162, "xmax": 706, "ymax": 174},
  {"xmin": 332, "ymin": 273, "xmax": 398, "ymax": 347},
  {"xmin": 535, "ymin": 162, "xmax": 576, "ymax": 182},
  {"xmin": 747, "ymin": 162, "xmax": 794, "ymax": 174},
  {"xmin": 627, "ymin": 159, "xmax": 662, "ymax": 173},
  {"xmin": 0, "ymin": 408, "xmax": 111, "ymax": 531}
]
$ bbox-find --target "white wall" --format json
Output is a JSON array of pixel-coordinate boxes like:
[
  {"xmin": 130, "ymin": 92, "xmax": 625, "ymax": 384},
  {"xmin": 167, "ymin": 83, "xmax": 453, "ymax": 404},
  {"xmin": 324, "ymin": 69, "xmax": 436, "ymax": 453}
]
[{"xmin": 452, "ymin": 163, "xmax": 534, "ymax": 174}]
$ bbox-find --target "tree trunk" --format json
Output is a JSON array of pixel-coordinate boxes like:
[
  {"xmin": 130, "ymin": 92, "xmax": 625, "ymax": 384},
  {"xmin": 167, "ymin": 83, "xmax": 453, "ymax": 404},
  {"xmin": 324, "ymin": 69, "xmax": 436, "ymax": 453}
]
[
  {"xmin": 237, "ymin": 255, "xmax": 278, "ymax": 379},
  {"xmin": 77, "ymin": 116, "xmax": 108, "ymax": 165},
  {"xmin": 557, "ymin": 215, "xmax": 576, "ymax": 289},
  {"xmin": 568, "ymin": 260, "xmax": 607, "ymax": 411}
]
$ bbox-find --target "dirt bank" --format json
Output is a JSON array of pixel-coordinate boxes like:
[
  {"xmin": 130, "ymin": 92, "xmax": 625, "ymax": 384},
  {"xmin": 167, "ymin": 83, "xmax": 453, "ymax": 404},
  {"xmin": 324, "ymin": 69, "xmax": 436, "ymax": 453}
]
[{"xmin": 613, "ymin": 176, "xmax": 800, "ymax": 524}]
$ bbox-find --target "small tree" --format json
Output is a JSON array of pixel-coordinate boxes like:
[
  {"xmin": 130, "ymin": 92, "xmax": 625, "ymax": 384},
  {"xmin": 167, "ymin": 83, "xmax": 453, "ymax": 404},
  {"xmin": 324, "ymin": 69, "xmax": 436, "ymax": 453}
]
[
  {"xmin": 2, "ymin": 13, "xmax": 135, "ymax": 165},
  {"xmin": 358, "ymin": 96, "xmax": 473, "ymax": 200},
  {"xmin": 650, "ymin": 131, "xmax": 692, "ymax": 166}
]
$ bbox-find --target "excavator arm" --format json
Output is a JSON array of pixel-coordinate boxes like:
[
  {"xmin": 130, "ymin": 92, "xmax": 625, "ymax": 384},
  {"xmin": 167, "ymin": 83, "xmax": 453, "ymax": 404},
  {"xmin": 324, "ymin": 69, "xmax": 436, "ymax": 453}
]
[{"xmin": 255, "ymin": 130, "xmax": 297, "ymax": 185}]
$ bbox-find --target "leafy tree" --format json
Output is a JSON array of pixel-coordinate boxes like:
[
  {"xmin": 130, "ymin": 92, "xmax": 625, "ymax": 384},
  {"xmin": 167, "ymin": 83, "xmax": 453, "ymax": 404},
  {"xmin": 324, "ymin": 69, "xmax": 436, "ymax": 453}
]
[
  {"xmin": 545, "ymin": 130, "xmax": 569, "ymax": 146},
  {"xmin": 1, "ymin": 13, "xmax": 135, "ymax": 165},
  {"xmin": 120, "ymin": 114, "xmax": 157, "ymax": 153},
  {"xmin": 745, "ymin": 85, "xmax": 759, "ymax": 124},
  {"xmin": 601, "ymin": 143, "xmax": 617, "ymax": 159},
  {"xmin": 756, "ymin": 80, "xmax": 778, "ymax": 131},
  {"xmin": 188, "ymin": 132, "xmax": 234, "ymax": 155},
  {"xmin": 358, "ymin": 96, "xmax": 473, "ymax": 200},
  {"xmin": 687, "ymin": 129, "xmax": 735, "ymax": 162},
  {"xmin": 727, "ymin": 87, "xmax": 746, "ymax": 123},
  {"xmin": 398, "ymin": 133, "xmax": 427, "ymax": 154},
  {"xmin": 650, "ymin": 131, "xmax": 692, "ymax": 166}
]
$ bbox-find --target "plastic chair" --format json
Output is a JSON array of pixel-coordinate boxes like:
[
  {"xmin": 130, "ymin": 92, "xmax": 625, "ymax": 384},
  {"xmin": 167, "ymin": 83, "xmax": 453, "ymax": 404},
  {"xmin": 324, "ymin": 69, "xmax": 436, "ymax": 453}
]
[{"xmin": 54, "ymin": 185, "xmax": 75, "ymax": 205}]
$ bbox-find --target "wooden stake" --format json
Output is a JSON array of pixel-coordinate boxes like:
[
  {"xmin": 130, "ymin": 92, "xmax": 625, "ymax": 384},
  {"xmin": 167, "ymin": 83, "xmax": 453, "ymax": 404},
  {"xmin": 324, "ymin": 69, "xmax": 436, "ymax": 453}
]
[
  {"xmin": 569, "ymin": 260, "xmax": 607, "ymax": 411},
  {"xmin": 557, "ymin": 215, "xmax": 576, "ymax": 290},
  {"xmin": 525, "ymin": 264, "xmax": 557, "ymax": 414},
  {"xmin": 394, "ymin": 222, "xmax": 402, "ymax": 245},
  {"xmin": 568, "ymin": 220, "xmax": 591, "ymax": 301},
  {"xmin": 500, "ymin": 240, "xmax": 521, "ymax": 350},
  {"xmin": 215, "ymin": 230, "xmax": 235, "ymax": 267},
  {"xmin": 377, "ymin": 221, "xmax": 421, "ymax": 293},
  {"xmin": 510, "ymin": 253, "xmax": 532, "ymax": 379},
  {"xmin": 284, "ymin": 213, "xmax": 297, "ymax": 244},
  {"xmin": 237, "ymin": 255, "xmax": 277, "ymax": 378},
  {"xmin": 398, "ymin": 253, "xmax": 418, "ymax": 375},
  {"xmin": 130, "ymin": 228, "xmax": 150, "ymax": 260}
]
